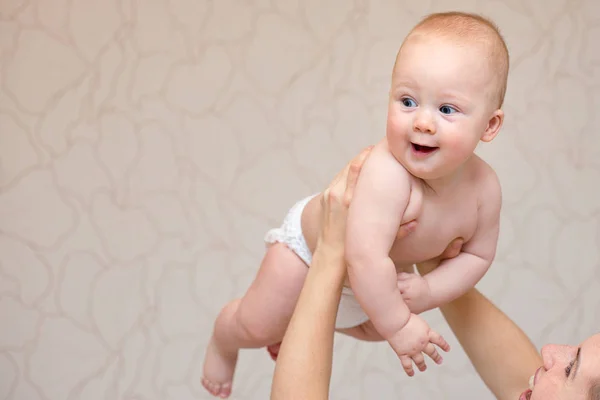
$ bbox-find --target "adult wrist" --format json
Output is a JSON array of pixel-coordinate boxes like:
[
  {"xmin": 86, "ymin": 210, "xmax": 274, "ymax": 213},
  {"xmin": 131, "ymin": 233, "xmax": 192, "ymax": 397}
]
[
  {"xmin": 312, "ymin": 241, "xmax": 345, "ymax": 269},
  {"xmin": 315, "ymin": 235, "xmax": 344, "ymax": 256}
]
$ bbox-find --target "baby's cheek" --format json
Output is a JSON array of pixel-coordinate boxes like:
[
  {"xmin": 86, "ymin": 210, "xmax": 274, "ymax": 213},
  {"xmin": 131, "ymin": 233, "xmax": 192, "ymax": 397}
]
[
  {"xmin": 385, "ymin": 119, "xmax": 409, "ymax": 159},
  {"xmin": 386, "ymin": 137, "xmax": 405, "ymax": 162},
  {"xmin": 444, "ymin": 135, "xmax": 475, "ymax": 159}
]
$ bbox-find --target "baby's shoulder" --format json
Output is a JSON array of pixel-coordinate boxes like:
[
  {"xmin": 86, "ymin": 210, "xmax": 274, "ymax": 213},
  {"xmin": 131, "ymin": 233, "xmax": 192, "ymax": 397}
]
[
  {"xmin": 368, "ymin": 139, "xmax": 414, "ymax": 182},
  {"xmin": 469, "ymin": 155, "xmax": 502, "ymax": 204}
]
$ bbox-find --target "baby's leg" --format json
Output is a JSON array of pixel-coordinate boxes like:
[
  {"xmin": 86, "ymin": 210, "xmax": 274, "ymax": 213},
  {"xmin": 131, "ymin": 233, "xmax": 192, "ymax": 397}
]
[
  {"xmin": 337, "ymin": 321, "xmax": 385, "ymax": 342},
  {"xmin": 202, "ymin": 243, "xmax": 308, "ymax": 398}
]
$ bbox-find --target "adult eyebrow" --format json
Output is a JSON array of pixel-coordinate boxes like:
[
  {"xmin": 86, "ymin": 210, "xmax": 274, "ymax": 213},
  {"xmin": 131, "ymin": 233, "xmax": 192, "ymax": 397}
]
[{"xmin": 570, "ymin": 347, "xmax": 581, "ymax": 380}]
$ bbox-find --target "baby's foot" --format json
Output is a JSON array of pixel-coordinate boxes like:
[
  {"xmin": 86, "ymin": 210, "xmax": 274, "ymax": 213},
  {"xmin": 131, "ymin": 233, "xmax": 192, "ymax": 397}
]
[
  {"xmin": 202, "ymin": 337, "xmax": 238, "ymax": 398},
  {"xmin": 267, "ymin": 342, "xmax": 281, "ymax": 361},
  {"xmin": 201, "ymin": 378, "xmax": 232, "ymax": 399}
]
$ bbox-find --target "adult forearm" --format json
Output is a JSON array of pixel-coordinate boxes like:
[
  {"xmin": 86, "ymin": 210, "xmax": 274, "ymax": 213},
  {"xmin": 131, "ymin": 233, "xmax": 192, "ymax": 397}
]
[
  {"xmin": 270, "ymin": 248, "xmax": 345, "ymax": 400},
  {"xmin": 439, "ymin": 288, "xmax": 541, "ymax": 400}
]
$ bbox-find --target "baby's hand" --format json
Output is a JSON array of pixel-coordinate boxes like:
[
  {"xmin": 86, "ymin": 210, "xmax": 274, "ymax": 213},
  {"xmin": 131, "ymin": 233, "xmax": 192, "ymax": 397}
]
[
  {"xmin": 397, "ymin": 272, "xmax": 431, "ymax": 314},
  {"xmin": 386, "ymin": 314, "xmax": 450, "ymax": 376}
]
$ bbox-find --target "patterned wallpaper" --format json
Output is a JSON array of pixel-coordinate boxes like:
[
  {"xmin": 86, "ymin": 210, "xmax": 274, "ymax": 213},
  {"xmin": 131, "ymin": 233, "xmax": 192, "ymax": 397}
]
[{"xmin": 1, "ymin": 0, "xmax": 599, "ymax": 399}]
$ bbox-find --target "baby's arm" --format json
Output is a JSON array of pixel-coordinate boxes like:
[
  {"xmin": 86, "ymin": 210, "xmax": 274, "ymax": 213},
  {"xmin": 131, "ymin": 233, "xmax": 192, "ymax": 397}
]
[
  {"xmin": 418, "ymin": 174, "xmax": 502, "ymax": 312},
  {"xmin": 345, "ymin": 142, "xmax": 412, "ymax": 339}
]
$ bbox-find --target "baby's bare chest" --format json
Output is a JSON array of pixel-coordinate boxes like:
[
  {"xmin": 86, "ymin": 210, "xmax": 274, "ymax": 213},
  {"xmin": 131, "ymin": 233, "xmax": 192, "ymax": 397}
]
[{"xmin": 389, "ymin": 187, "xmax": 479, "ymax": 267}]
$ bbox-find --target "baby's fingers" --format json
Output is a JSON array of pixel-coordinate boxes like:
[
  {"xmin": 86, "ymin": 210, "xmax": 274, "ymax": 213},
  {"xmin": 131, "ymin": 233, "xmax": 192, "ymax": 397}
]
[
  {"xmin": 412, "ymin": 353, "xmax": 427, "ymax": 372},
  {"xmin": 399, "ymin": 355, "xmax": 415, "ymax": 377},
  {"xmin": 397, "ymin": 284, "xmax": 411, "ymax": 296},
  {"xmin": 423, "ymin": 343, "xmax": 444, "ymax": 365},
  {"xmin": 397, "ymin": 272, "xmax": 411, "ymax": 280},
  {"xmin": 429, "ymin": 331, "xmax": 451, "ymax": 354}
]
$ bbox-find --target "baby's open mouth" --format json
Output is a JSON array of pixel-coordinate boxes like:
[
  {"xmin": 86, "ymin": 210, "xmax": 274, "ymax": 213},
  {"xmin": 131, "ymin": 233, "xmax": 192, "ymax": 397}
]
[{"xmin": 411, "ymin": 143, "xmax": 438, "ymax": 153}]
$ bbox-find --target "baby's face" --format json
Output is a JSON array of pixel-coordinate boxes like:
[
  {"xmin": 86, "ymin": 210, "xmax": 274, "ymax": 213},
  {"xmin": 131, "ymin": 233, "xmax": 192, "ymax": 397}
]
[{"xmin": 386, "ymin": 34, "xmax": 500, "ymax": 180}]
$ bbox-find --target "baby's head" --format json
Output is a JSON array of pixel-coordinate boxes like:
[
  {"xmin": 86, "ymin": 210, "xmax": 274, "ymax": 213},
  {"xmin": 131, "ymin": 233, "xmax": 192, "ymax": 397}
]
[{"xmin": 386, "ymin": 12, "xmax": 509, "ymax": 180}]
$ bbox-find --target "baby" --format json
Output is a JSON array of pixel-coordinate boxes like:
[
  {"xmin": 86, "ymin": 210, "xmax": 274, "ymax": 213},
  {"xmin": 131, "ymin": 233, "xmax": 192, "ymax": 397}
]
[{"xmin": 202, "ymin": 11, "xmax": 509, "ymax": 398}]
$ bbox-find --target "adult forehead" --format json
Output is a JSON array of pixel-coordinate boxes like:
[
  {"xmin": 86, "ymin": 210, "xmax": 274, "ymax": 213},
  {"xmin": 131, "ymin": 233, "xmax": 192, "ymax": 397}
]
[
  {"xmin": 581, "ymin": 332, "xmax": 600, "ymax": 354},
  {"xmin": 578, "ymin": 333, "xmax": 600, "ymax": 385}
]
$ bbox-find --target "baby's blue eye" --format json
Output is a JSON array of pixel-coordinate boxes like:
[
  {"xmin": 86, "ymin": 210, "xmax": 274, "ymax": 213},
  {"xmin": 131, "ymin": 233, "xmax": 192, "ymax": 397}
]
[
  {"xmin": 440, "ymin": 105, "xmax": 458, "ymax": 114},
  {"xmin": 402, "ymin": 98, "xmax": 417, "ymax": 107}
]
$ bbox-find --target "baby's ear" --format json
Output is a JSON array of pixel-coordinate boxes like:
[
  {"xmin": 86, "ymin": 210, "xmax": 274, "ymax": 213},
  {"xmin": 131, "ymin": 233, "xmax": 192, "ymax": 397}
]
[{"xmin": 481, "ymin": 109, "xmax": 504, "ymax": 143}]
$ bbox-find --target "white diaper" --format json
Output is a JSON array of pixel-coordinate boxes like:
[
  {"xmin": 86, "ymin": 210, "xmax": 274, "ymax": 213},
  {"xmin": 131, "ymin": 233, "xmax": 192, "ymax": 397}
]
[{"xmin": 264, "ymin": 194, "xmax": 370, "ymax": 329}]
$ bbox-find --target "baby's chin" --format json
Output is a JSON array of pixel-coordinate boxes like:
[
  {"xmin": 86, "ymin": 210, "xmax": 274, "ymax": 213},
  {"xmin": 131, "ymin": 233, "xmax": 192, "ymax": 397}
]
[{"xmin": 403, "ymin": 163, "xmax": 446, "ymax": 181}]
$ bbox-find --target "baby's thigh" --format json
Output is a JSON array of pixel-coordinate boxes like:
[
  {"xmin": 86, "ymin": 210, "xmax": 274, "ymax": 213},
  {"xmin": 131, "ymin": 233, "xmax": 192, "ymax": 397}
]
[{"xmin": 237, "ymin": 243, "xmax": 309, "ymax": 338}]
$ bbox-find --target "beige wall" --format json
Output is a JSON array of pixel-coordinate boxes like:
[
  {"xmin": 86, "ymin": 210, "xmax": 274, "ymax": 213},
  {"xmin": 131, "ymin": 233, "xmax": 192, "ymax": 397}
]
[{"xmin": 1, "ymin": 1, "xmax": 599, "ymax": 399}]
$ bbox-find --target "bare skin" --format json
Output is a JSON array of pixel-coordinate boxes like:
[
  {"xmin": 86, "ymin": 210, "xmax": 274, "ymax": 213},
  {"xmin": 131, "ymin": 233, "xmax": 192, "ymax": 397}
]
[
  {"xmin": 202, "ymin": 24, "xmax": 505, "ymax": 398},
  {"xmin": 272, "ymin": 230, "xmax": 600, "ymax": 400},
  {"xmin": 201, "ymin": 149, "xmax": 493, "ymax": 396},
  {"xmin": 268, "ymin": 149, "xmax": 600, "ymax": 400},
  {"xmin": 340, "ymin": 33, "xmax": 504, "ymax": 372},
  {"xmin": 269, "ymin": 149, "xmax": 451, "ymax": 399}
]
